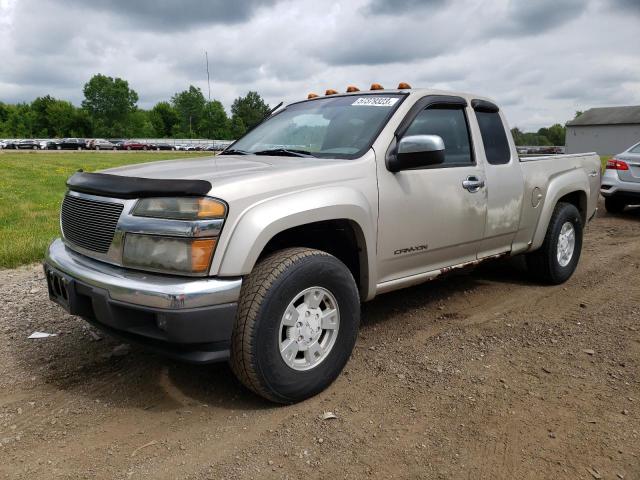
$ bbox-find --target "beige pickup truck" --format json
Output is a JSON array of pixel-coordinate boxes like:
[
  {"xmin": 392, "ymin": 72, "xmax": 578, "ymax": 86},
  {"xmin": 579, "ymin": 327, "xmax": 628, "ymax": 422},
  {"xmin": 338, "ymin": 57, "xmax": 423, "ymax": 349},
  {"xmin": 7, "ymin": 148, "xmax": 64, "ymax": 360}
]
[{"xmin": 44, "ymin": 86, "xmax": 601, "ymax": 403}]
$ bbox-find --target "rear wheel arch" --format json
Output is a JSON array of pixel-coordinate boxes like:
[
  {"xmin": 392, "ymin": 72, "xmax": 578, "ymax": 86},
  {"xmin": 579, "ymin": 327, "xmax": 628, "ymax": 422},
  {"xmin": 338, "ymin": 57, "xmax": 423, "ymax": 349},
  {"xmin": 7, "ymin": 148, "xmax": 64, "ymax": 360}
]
[{"xmin": 531, "ymin": 179, "xmax": 589, "ymax": 251}]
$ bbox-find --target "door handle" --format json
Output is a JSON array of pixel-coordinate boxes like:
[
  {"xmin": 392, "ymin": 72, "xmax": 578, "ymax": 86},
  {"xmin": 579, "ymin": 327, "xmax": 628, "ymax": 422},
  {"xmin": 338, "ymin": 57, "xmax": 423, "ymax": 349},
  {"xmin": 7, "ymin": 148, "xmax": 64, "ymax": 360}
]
[
  {"xmin": 462, "ymin": 176, "xmax": 485, "ymax": 193},
  {"xmin": 588, "ymin": 170, "xmax": 598, "ymax": 177}
]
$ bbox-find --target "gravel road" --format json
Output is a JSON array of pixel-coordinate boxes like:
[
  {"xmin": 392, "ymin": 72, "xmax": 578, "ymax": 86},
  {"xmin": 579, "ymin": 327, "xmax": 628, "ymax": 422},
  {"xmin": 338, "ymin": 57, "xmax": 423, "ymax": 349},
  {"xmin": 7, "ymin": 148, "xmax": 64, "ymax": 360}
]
[{"xmin": 1, "ymin": 200, "xmax": 639, "ymax": 479}]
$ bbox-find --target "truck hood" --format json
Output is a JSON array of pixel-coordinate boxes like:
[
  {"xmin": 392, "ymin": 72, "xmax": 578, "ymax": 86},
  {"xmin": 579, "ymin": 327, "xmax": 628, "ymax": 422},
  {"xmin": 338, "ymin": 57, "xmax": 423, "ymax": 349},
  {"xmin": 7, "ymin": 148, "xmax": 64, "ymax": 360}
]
[{"xmin": 102, "ymin": 154, "xmax": 370, "ymax": 204}]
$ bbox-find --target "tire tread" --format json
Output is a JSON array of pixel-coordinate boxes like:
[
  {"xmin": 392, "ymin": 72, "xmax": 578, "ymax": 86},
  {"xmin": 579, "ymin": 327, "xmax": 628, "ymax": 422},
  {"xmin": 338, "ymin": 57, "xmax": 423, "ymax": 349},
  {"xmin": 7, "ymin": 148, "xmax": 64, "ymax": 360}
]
[{"xmin": 230, "ymin": 247, "xmax": 330, "ymax": 402}]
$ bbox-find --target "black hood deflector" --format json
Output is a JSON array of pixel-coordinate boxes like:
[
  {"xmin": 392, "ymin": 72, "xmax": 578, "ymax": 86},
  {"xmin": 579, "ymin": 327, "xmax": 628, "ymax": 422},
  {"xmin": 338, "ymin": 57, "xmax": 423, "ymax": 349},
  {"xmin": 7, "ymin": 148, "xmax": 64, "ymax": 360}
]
[{"xmin": 66, "ymin": 172, "xmax": 212, "ymax": 199}]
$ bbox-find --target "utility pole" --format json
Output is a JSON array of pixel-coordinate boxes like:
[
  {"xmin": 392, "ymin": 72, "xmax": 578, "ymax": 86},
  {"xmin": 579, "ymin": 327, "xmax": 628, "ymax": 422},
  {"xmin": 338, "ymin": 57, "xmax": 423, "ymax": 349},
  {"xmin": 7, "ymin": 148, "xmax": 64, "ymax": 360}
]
[
  {"xmin": 205, "ymin": 50, "xmax": 212, "ymax": 140},
  {"xmin": 205, "ymin": 51, "xmax": 211, "ymax": 101}
]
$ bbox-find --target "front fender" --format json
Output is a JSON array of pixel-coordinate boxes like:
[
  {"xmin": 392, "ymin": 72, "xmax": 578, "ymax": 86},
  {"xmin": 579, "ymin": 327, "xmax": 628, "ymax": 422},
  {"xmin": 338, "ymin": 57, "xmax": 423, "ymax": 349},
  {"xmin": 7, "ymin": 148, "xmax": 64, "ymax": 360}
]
[
  {"xmin": 214, "ymin": 186, "xmax": 377, "ymax": 300},
  {"xmin": 530, "ymin": 168, "xmax": 589, "ymax": 250}
]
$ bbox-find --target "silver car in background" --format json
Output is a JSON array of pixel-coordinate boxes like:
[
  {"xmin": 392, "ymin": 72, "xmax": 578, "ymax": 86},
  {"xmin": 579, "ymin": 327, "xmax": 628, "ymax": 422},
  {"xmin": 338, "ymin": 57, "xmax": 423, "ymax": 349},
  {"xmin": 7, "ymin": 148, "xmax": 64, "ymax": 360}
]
[{"xmin": 601, "ymin": 141, "xmax": 640, "ymax": 213}]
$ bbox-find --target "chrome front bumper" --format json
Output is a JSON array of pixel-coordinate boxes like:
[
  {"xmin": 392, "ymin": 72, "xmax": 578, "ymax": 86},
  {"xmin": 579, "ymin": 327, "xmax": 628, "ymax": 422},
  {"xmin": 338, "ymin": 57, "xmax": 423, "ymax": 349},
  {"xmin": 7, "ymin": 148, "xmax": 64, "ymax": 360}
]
[
  {"xmin": 45, "ymin": 238, "xmax": 241, "ymax": 310},
  {"xmin": 44, "ymin": 239, "xmax": 243, "ymax": 363}
]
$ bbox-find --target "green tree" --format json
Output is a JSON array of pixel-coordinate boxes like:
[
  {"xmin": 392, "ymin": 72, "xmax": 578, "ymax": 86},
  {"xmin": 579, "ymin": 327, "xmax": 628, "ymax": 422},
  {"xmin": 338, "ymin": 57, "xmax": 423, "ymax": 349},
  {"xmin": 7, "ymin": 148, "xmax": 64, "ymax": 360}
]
[
  {"xmin": 574, "ymin": 110, "xmax": 584, "ymax": 119},
  {"xmin": 229, "ymin": 115, "xmax": 246, "ymax": 139},
  {"xmin": 200, "ymin": 100, "xmax": 230, "ymax": 139},
  {"xmin": 31, "ymin": 95, "xmax": 58, "ymax": 136},
  {"xmin": 128, "ymin": 110, "xmax": 155, "ymax": 138},
  {"xmin": 82, "ymin": 74, "xmax": 138, "ymax": 136},
  {"xmin": 231, "ymin": 91, "xmax": 270, "ymax": 131},
  {"xmin": 171, "ymin": 85, "xmax": 206, "ymax": 137},
  {"xmin": 538, "ymin": 123, "xmax": 565, "ymax": 146},
  {"xmin": 150, "ymin": 101, "xmax": 179, "ymax": 137},
  {"xmin": 45, "ymin": 100, "xmax": 77, "ymax": 137}
]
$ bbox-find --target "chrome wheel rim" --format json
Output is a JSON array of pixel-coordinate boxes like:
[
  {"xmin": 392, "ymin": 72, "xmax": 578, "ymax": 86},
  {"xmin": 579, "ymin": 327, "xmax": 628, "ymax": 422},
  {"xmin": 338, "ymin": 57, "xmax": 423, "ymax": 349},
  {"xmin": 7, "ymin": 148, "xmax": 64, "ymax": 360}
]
[
  {"xmin": 557, "ymin": 221, "xmax": 575, "ymax": 267},
  {"xmin": 279, "ymin": 287, "xmax": 340, "ymax": 371}
]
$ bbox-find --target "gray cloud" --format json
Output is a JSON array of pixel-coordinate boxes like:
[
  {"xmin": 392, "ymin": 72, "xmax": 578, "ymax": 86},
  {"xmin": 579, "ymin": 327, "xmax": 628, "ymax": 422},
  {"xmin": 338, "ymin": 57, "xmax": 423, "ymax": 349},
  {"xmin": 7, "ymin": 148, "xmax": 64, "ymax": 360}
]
[
  {"xmin": 364, "ymin": 0, "xmax": 447, "ymax": 15},
  {"xmin": 610, "ymin": 0, "xmax": 640, "ymax": 13},
  {"xmin": 0, "ymin": 0, "xmax": 639, "ymax": 130},
  {"xmin": 55, "ymin": 0, "xmax": 279, "ymax": 30},
  {"xmin": 494, "ymin": 0, "xmax": 588, "ymax": 36}
]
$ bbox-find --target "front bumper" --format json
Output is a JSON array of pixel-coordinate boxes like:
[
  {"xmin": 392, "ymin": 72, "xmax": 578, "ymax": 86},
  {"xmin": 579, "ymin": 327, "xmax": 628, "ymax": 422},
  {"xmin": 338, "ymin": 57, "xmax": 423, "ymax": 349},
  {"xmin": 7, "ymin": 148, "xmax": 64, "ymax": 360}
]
[{"xmin": 44, "ymin": 239, "xmax": 242, "ymax": 363}]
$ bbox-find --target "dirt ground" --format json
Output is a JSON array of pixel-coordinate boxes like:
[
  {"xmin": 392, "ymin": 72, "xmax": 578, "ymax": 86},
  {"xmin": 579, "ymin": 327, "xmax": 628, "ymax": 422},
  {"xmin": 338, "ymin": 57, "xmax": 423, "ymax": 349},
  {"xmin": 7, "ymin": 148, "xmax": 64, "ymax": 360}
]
[{"xmin": 1, "ymin": 200, "xmax": 638, "ymax": 480}]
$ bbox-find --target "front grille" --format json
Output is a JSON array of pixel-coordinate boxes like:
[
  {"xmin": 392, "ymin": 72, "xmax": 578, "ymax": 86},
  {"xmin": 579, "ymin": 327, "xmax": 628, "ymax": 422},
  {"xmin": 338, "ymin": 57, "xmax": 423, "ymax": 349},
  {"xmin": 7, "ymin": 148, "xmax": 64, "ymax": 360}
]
[{"xmin": 61, "ymin": 195, "xmax": 123, "ymax": 253}]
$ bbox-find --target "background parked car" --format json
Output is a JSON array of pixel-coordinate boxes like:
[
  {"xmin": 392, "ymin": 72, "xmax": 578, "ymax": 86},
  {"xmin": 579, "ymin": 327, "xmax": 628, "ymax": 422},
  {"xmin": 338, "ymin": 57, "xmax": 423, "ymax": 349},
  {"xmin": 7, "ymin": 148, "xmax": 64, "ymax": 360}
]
[
  {"xmin": 601, "ymin": 140, "xmax": 640, "ymax": 213},
  {"xmin": 90, "ymin": 139, "xmax": 118, "ymax": 150},
  {"xmin": 17, "ymin": 139, "xmax": 39, "ymax": 150},
  {"xmin": 3, "ymin": 140, "xmax": 18, "ymax": 149},
  {"xmin": 119, "ymin": 140, "xmax": 148, "ymax": 150},
  {"xmin": 57, "ymin": 138, "xmax": 85, "ymax": 150},
  {"xmin": 149, "ymin": 142, "xmax": 175, "ymax": 151},
  {"xmin": 40, "ymin": 140, "xmax": 59, "ymax": 150}
]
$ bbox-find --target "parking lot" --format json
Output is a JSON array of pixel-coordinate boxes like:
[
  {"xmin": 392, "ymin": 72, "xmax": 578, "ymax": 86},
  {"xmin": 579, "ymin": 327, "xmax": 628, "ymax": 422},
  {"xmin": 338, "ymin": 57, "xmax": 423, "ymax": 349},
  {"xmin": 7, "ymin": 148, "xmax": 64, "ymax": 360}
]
[{"xmin": 0, "ymin": 199, "xmax": 638, "ymax": 480}]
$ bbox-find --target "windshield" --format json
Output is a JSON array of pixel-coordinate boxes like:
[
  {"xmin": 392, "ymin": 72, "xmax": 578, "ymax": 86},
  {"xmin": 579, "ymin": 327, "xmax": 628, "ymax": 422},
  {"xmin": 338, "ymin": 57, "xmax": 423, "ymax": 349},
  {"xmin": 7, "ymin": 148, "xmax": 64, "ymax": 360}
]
[{"xmin": 227, "ymin": 94, "xmax": 404, "ymax": 159}]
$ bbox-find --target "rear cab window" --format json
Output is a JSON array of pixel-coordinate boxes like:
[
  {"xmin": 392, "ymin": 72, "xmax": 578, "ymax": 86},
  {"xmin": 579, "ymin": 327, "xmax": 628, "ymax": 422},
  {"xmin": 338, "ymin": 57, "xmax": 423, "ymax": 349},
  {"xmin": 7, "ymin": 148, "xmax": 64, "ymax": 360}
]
[{"xmin": 472, "ymin": 100, "xmax": 511, "ymax": 165}]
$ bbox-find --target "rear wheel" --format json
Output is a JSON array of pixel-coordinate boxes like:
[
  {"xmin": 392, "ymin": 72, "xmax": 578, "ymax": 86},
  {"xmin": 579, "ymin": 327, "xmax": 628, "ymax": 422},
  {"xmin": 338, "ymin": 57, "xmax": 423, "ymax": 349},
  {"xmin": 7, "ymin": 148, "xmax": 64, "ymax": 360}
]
[
  {"xmin": 230, "ymin": 247, "xmax": 360, "ymax": 403},
  {"xmin": 605, "ymin": 197, "xmax": 626, "ymax": 214},
  {"xmin": 526, "ymin": 202, "xmax": 583, "ymax": 284}
]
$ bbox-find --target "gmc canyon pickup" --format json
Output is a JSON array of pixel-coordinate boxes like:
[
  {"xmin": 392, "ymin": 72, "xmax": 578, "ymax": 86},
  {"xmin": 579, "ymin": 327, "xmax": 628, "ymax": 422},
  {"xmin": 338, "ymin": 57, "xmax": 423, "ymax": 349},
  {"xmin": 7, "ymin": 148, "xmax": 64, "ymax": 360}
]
[{"xmin": 44, "ymin": 85, "xmax": 601, "ymax": 403}]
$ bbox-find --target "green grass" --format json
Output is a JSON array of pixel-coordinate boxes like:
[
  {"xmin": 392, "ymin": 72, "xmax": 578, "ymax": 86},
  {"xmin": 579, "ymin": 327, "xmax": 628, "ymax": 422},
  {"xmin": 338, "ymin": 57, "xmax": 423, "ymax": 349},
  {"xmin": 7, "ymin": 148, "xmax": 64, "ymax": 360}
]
[{"xmin": 0, "ymin": 151, "xmax": 209, "ymax": 268}]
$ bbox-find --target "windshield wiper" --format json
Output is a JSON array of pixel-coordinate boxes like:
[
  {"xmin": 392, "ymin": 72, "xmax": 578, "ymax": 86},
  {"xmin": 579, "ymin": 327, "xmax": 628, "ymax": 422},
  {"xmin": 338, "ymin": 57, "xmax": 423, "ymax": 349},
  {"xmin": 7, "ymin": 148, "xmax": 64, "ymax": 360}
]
[
  {"xmin": 220, "ymin": 148, "xmax": 250, "ymax": 155},
  {"xmin": 253, "ymin": 148, "xmax": 315, "ymax": 158}
]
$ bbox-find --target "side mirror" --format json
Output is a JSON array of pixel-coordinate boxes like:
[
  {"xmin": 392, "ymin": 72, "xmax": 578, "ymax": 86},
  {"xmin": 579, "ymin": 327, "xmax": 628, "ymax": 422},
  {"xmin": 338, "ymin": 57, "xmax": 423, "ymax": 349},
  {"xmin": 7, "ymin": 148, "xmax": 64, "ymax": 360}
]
[{"xmin": 387, "ymin": 135, "xmax": 445, "ymax": 172}]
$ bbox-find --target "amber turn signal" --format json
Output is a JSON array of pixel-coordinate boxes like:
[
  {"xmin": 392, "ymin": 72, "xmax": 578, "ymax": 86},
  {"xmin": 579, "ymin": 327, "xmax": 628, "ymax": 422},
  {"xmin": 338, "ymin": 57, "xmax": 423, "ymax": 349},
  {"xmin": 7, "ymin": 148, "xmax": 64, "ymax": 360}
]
[
  {"xmin": 397, "ymin": 82, "xmax": 412, "ymax": 89},
  {"xmin": 197, "ymin": 198, "xmax": 227, "ymax": 218},
  {"xmin": 191, "ymin": 238, "xmax": 217, "ymax": 272},
  {"xmin": 308, "ymin": 93, "xmax": 319, "ymax": 99},
  {"xmin": 370, "ymin": 83, "xmax": 384, "ymax": 90},
  {"xmin": 346, "ymin": 85, "xmax": 360, "ymax": 92},
  {"xmin": 325, "ymin": 89, "xmax": 339, "ymax": 95}
]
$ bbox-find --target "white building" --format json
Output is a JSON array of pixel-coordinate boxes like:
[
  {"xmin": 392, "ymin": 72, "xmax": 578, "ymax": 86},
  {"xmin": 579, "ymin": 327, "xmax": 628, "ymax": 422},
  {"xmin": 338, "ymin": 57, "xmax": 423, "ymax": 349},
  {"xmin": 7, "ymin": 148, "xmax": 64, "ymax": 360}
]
[{"xmin": 566, "ymin": 106, "xmax": 640, "ymax": 155}]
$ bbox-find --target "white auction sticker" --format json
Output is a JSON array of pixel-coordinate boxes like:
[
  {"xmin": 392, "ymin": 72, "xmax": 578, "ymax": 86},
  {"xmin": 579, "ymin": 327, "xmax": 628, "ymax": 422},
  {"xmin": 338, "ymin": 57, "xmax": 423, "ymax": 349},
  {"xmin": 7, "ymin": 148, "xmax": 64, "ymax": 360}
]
[{"xmin": 352, "ymin": 97, "xmax": 399, "ymax": 107}]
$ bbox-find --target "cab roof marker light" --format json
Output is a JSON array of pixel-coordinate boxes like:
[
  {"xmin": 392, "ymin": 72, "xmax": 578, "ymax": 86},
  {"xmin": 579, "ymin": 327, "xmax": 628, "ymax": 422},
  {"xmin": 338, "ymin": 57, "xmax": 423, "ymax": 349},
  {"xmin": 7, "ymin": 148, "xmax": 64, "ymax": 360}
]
[
  {"xmin": 325, "ymin": 89, "xmax": 339, "ymax": 96},
  {"xmin": 397, "ymin": 82, "xmax": 412, "ymax": 89},
  {"xmin": 370, "ymin": 83, "xmax": 384, "ymax": 90},
  {"xmin": 307, "ymin": 93, "xmax": 319, "ymax": 99},
  {"xmin": 346, "ymin": 85, "xmax": 360, "ymax": 92}
]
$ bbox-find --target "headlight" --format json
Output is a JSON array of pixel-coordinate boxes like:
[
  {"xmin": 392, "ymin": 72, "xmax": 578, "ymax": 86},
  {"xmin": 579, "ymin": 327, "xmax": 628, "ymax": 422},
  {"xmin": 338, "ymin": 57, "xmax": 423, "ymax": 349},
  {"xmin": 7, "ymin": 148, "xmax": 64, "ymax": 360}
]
[
  {"xmin": 132, "ymin": 197, "xmax": 226, "ymax": 220},
  {"xmin": 123, "ymin": 234, "xmax": 217, "ymax": 275}
]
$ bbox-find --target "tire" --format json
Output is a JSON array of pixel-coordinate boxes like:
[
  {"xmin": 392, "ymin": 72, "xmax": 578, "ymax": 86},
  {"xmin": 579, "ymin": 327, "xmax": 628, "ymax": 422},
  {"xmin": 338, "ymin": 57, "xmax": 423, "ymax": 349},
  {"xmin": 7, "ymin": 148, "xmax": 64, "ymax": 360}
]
[
  {"xmin": 230, "ymin": 247, "xmax": 360, "ymax": 403},
  {"xmin": 526, "ymin": 202, "xmax": 583, "ymax": 285},
  {"xmin": 605, "ymin": 197, "xmax": 626, "ymax": 214}
]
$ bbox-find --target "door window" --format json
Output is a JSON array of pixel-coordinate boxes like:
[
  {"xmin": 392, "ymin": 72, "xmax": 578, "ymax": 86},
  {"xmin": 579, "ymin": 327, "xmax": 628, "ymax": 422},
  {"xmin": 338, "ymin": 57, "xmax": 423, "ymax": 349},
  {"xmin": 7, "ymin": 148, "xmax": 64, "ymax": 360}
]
[{"xmin": 404, "ymin": 108, "xmax": 473, "ymax": 166}]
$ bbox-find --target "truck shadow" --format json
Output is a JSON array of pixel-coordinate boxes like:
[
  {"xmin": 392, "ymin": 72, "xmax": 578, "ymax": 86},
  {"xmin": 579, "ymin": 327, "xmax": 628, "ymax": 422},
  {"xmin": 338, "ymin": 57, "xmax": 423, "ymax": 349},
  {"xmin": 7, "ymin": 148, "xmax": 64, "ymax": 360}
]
[{"xmin": 22, "ymin": 257, "xmax": 535, "ymax": 411}]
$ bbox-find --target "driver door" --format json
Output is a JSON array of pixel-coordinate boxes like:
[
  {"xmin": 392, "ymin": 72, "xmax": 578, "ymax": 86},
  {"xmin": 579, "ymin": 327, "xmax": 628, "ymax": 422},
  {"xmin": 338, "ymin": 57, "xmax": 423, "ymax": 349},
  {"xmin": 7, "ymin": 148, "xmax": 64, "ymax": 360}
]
[{"xmin": 376, "ymin": 101, "xmax": 487, "ymax": 285}]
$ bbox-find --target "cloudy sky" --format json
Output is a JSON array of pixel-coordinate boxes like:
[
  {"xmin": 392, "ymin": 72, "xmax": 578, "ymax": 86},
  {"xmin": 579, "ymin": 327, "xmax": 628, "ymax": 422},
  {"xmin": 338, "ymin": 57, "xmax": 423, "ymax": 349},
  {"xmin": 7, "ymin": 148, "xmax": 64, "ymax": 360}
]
[{"xmin": 0, "ymin": 0, "xmax": 639, "ymax": 130}]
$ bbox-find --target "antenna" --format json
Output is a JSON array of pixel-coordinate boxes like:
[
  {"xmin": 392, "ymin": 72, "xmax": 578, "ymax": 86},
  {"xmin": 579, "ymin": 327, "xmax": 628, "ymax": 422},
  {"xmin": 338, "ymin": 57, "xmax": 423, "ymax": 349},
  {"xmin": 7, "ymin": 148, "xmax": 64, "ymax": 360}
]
[{"xmin": 205, "ymin": 51, "xmax": 211, "ymax": 101}]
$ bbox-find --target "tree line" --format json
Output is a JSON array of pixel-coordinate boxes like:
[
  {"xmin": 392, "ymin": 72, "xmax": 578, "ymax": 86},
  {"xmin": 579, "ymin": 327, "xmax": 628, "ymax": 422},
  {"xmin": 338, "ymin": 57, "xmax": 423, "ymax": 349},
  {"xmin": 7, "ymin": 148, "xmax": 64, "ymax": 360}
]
[
  {"xmin": 510, "ymin": 112, "xmax": 584, "ymax": 147},
  {"xmin": 0, "ymin": 74, "xmax": 271, "ymax": 139}
]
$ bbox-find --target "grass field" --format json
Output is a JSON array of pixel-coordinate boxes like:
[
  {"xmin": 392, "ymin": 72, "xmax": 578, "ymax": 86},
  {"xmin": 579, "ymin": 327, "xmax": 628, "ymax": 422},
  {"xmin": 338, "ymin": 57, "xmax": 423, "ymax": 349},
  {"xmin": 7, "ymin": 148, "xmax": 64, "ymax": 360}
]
[
  {"xmin": 0, "ymin": 151, "xmax": 611, "ymax": 269},
  {"xmin": 0, "ymin": 151, "xmax": 209, "ymax": 268}
]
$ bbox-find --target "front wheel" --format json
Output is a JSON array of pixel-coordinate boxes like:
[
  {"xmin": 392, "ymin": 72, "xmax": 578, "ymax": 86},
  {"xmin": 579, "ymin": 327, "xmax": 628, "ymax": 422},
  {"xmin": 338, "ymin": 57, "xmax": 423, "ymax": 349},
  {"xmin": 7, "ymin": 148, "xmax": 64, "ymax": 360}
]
[
  {"xmin": 230, "ymin": 248, "xmax": 360, "ymax": 403},
  {"xmin": 526, "ymin": 202, "xmax": 583, "ymax": 284},
  {"xmin": 605, "ymin": 197, "xmax": 626, "ymax": 214}
]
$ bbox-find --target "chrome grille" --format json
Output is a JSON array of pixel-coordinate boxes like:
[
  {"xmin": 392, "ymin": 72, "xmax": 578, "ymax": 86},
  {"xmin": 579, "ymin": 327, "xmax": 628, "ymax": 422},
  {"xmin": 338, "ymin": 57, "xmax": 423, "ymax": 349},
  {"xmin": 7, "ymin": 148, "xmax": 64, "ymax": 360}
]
[{"xmin": 61, "ymin": 195, "xmax": 123, "ymax": 253}]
